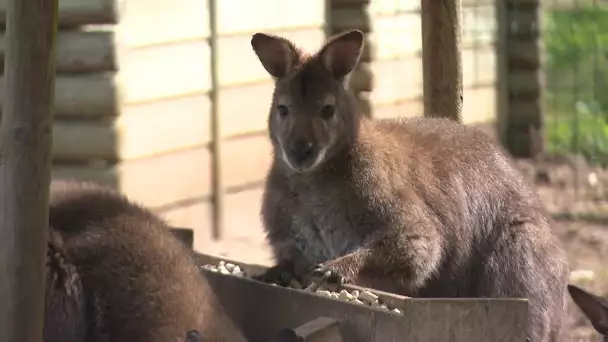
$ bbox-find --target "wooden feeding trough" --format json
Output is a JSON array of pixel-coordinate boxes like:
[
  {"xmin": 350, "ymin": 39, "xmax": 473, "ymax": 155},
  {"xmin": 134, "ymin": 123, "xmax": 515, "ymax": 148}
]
[
  {"xmin": 193, "ymin": 252, "xmax": 528, "ymax": 342},
  {"xmin": 168, "ymin": 228, "xmax": 529, "ymax": 341}
]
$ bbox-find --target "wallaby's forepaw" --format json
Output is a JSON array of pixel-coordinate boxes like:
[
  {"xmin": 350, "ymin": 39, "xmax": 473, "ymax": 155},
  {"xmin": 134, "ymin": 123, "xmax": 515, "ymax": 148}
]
[
  {"xmin": 253, "ymin": 264, "xmax": 297, "ymax": 287},
  {"xmin": 185, "ymin": 329, "xmax": 203, "ymax": 342},
  {"xmin": 308, "ymin": 264, "xmax": 347, "ymax": 291}
]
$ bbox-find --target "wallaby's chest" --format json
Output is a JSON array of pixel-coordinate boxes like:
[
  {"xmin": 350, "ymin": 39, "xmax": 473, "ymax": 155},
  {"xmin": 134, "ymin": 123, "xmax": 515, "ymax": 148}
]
[{"xmin": 288, "ymin": 191, "xmax": 368, "ymax": 264}]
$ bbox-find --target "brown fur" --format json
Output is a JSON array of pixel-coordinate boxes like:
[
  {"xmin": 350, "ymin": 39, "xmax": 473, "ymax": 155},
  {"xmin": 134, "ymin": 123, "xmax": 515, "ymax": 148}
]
[
  {"xmin": 44, "ymin": 228, "xmax": 88, "ymax": 342},
  {"xmin": 46, "ymin": 179, "xmax": 247, "ymax": 342},
  {"xmin": 568, "ymin": 284, "xmax": 608, "ymax": 341},
  {"xmin": 252, "ymin": 30, "xmax": 569, "ymax": 341}
]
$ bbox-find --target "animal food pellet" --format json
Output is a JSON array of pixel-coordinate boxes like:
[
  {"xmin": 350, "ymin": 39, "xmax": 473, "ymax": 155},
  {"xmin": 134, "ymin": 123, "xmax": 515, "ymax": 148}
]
[
  {"xmin": 330, "ymin": 292, "xmax": 340, "ymax": 300},
  {"xmin": 353, "ymin": 299, "xmax": 365, "ymax": 305},
  {"xmin": 358, "ymin": 290, "xmax": 379, "ymax": 304},
  {"xmin": 233, "ymin": 265, "xmax": 241, "ymax": 273},
  {"xmin": 370, "ymin": 300, "xmax": 380, "ymax": 308},
  {"xmin": 351, "ymin": 290, "xmax": 360, "ymax": 298},
  {"xmin": 317, "ymin": 290, "xmax": 332, "ymax": 297},
  {"xmin": 339, "ymin": 290, "xmax": 354, "ymax": 301},
  {"xmin": 218, "ymin": 261, "xmax": 226, "ymax": 267},
  {"xmin": 379, "ymin": 304, "xmax": 388, "ymax": 311},
  {"xmin": 391, "ymin": 308, "xmax": 402, "ymax": 314},
  {"xmin": 218, "ymin": 265, "xmax": 230, "ymax": 274},
  {"xmin": 225, "ymin": 263, "xmax": 236, "ymax": 272}
]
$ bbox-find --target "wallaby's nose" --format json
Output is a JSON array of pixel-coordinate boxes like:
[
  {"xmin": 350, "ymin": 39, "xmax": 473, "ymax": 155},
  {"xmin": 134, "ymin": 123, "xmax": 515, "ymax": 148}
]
[{"xmin": 290, "ymin": 139, "xmax": 315, "ymax": 164}]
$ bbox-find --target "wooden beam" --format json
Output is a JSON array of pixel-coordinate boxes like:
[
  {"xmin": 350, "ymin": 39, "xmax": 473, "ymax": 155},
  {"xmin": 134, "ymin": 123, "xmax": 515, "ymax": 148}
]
[
  {"xmin": 0, "ymin": 0, "xmax": 116, "ymax": 27},
  {"xmin": 421, "ymin": 0, "xmax": 463, "ymax": 122},
  {"xmin": 0, "ymin": 0, "xmax": 57, "ymax": 340},
  {"xmin": 271, "ymin": 317, "xmax": 343, "ymax": 342}
]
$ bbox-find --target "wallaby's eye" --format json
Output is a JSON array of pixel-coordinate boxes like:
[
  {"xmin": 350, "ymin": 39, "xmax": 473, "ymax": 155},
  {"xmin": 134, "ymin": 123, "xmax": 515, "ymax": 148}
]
[
  {"xmin": 320, "ymin": 105, "xmax": 335, "ymax": 120},
  {"xmin": 277, "ymin": 105, "xmax": 289, "ymax": 118}
]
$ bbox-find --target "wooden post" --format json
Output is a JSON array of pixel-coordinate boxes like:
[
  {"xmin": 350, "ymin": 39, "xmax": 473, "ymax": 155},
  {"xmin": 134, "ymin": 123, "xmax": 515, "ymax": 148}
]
[
  {"xmin": 0, "ymin": 0, "xmax": 58, "ymax": 340},
  {"xmin": 208, "ymin": 0, "xmax": 224, "ymax": 240},
  {"xmin": 499, "ymin": 0, "xmax": 544, "ymax": 158},
  {"xmin": 421, "ymin": 0, "xmax": 463, "ymax": 122}
]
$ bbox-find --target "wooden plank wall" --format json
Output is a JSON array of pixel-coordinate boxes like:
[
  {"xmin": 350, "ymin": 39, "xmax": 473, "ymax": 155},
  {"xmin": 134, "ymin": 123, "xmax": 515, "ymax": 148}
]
[
  {"xmin": 366, "ymin": 0, "xmax": 497, "ymax": 123},
  {"xmin": 0, "ymin": 0, "xmax": 500, "ymax": 252},
  {"xmin": 160, "ymin": 0, "xmax": 328, "ymax": 248}
]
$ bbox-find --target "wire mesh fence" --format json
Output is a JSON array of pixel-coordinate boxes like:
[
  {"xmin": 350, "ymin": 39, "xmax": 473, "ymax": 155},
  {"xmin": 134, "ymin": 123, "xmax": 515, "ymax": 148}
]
[{"xmin": 503, "ymin": 0, "xmax": 608, "ymax": 216}]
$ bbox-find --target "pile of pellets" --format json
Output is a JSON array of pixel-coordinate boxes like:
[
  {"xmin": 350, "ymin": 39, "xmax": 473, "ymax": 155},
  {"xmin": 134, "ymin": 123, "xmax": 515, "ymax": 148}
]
[{"xmin": 201, "ymin": 260, "xmax": 403, "ymax": 315}]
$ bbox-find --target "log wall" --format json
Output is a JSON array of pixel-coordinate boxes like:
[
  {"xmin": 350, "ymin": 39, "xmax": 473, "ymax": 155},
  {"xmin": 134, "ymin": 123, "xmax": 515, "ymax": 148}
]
[{"xmin": 0, "ymin": 0, "xmax": 499, "ymax": 253}]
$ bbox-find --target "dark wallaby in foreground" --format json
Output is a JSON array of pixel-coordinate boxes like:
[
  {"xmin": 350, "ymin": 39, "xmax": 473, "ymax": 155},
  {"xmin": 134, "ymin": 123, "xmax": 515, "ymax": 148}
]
[
  {"xmin": 44, "ymin": 229, "xmax": 87, "ymax": 342},
  {"xmin": 251, "ymin": 30, "xmax": 569, "ymax": 341},
  {"xmin": 568, "ymin": 284, "xmax": 608, "ymax": 341},
  {"xmin": 44, "ymin": 179, "xmax": 247, "ymax": 342}
]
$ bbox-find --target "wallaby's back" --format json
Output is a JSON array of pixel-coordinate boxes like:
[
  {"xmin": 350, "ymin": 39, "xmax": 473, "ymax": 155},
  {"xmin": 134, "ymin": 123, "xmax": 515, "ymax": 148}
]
[{"xmin": 46, "ymin": 180, "xmax": 247, "ymax": 342}]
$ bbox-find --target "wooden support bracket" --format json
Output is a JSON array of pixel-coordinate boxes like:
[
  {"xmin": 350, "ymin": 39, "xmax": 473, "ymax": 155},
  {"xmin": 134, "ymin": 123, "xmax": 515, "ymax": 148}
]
[{"xmin": 271, "ymin": 317, "xmax": 343, "ymax": 342}]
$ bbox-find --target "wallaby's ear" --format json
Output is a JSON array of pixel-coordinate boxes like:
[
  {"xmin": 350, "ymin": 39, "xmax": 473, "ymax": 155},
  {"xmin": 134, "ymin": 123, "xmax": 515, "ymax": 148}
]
[
  {"xmin": 251, "ymin": 33, "xmax": 297, "ymax": 78},
  {"xmin": 318, "ymin": 30, "xmax": 364, "ymax": 79},
  {"xmin": 568, "ymin": 284, "xmax": 608, "ymax": 335}
]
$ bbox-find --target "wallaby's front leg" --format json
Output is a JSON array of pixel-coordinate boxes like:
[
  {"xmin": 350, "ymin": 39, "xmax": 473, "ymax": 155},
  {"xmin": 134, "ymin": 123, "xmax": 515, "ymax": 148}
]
[{"xmin": 309, "ymin": 219, "xmax": 443, "ymax": 295}]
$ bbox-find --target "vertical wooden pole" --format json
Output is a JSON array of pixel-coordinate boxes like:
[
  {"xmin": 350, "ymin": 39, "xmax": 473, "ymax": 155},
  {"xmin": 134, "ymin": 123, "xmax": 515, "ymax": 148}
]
[
  {"xmin": 421, "ymin": 0, "xmax": 463, "ymax": 122},
  {"xmin": 208, "ymin": 0, "xmax": 223, "ymax": 240},
  {"xmin": 500, "ymin": 0, "xmax": 544, "ymax": 158},
  {"xmin": 0, "ymin": 0, "xmax": 58, "ymax": 340}
]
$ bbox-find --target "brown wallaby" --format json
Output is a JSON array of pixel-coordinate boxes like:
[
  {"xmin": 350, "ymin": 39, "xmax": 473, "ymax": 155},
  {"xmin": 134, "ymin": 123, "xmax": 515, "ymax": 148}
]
[
  {"xmin": 45, "ymin": 179, "xmax": 247, "ymax": 342},
  {"xmin": 44, "ymin": 228, "xmax": 87, "ymax": 342},
  {"xmin": 250, "ymin": 30, "xmax": 569, "ymax": 341},
  {"xmin": 568, "ymin": 284, "xmax": 608, "ymax": 341}
]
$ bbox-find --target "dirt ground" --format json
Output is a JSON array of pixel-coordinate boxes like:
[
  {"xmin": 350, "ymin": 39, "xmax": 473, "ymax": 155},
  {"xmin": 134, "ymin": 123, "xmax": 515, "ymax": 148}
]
[{"xmin": 515, "ymin": 155, "xmax": 608, "ymax": 341}]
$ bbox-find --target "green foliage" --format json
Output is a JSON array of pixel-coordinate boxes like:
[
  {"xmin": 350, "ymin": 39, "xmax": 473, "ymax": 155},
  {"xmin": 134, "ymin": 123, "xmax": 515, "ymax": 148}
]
[
  {"xmin": 543, "ymin": 5, "xmax": 608, "ymax": 165},
  {"xmin": 545, "ymin": 7, "xmax": 608, "ymax": 70}
]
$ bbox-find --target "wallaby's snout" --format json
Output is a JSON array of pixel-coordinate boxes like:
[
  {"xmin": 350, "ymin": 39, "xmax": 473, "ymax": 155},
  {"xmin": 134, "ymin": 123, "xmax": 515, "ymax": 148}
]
[{"xmin": 289, "ymin": 138, "xmax": 316, "ymax": 166}]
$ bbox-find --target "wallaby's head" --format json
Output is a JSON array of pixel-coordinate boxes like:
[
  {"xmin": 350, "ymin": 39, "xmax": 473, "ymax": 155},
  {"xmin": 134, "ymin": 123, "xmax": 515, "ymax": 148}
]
[
  {"xmin": 568, "ymin": 284, "xmax": 608, "ymax": 338},
  {"xmin": 251, "ymin": 30, "xmax": 365, "ymax": 173}
]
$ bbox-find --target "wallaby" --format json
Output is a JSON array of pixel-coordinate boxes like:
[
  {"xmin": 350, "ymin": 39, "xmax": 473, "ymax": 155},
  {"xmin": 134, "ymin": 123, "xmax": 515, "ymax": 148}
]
[
  {"xmin": 45, "ymin": 179, "xmax": 247, "ymax": 342},
  {"xmin": 568, "ymin": 284, "xmax": 608, "ymax": 341},
  {"xmin": 250, "ymin": 30, "xmax": 569, "ymax": 341},
  {"xmin": 44, "ymin": 228, "xmax": 87, "ymax": 342}
]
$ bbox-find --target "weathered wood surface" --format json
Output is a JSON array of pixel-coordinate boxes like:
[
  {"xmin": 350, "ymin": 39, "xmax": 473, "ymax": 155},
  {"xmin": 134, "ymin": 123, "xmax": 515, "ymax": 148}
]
[
  {"xmin": 0, "ymin": 74, "xmax": 117, "ymax": 118},
  {"xmin": 271, "ymin": 317, "xmax": 343, "ymax": 342},
  {"xmin": 216, "ymin": 0, "xmax": 324, "ymax": 36},
  {"xmin": 170, "ymin": 227, "xmax": 194, "ymax": 250},
  {"xmin": 331, "ymin": 8, "xmax": 372, "ymax": 34},
  {"xmin": 0, "ymin": 31, "xmax": 116, "ymax": 73},
  {"xmin": 0, "ymin": 0, "xmax": 116, "ymax": 26},
  {"xmin": 218, "ymin": 29, "xmax": 324, "ymax": 87},
  {"xmin": 118, "ymin": 0, "xmax": 209, "ymax": 48},
  {"xmin": 160, "ymin": 201, "xmax": 213, "ymax": 244},
  {"xmin": 421, "ymin": 0, "xmax": 464, "ymax": 121},
  {"xmin": 51, "ymin": 133, "xmax": 268, "ymax": 215},
  {"xmin": 196, "ymin": 254, "xmax": 529, "ymax": 342},
  {"xmin": 0, "ymin": 0, "xmax": 57, "ymax": 340},
  {"xmin": 500, "ymin": 0, "xmax": 544, "ymax": 158},
  {"xmin": 52, "ymin": 144, "xmax": 213, "ymax": 208}
]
